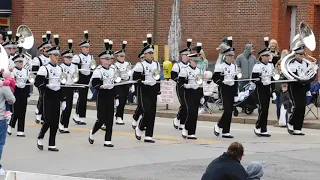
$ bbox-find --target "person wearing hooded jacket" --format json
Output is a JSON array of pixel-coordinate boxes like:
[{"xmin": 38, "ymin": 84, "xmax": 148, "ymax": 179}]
[
  {"xmin": 246, "ymin": 161, "xmax": 264, "ymax": 180},
  {"xmin": 201, "ymin": 142, "xmax": 247, "ymax": 180}
]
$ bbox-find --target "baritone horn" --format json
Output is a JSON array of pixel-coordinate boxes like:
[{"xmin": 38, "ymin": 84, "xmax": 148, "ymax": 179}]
[
  {"xmin": 72, "ymin": 72, "xmax": 79, "ymax": 83},
  {"xmin": 196, "ymin": 74, "xmax": 203, "ymax": 85},
  {"xmin": 152, "ymin": 69, "xmax": 160, "ymax": 80},
  {"xmin": 281, "ymin": 21, "xmax": 318, "ymax": 81},
  {"xmin": 60, "ymin": 72, "xmax": 68, "ymax": 84},
  {"xmin": 90, "ymin": 60, "xmax": 97, "ymax": 70},
  {"xmin": 114, "ymin": 71, "xmax": 121, "ymax": 83},
  {"xmin": 28, "ymin": 73, "xmax": 36, "ymax": 83}
]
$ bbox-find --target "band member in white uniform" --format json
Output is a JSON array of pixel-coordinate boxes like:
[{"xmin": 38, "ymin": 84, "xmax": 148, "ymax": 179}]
[
  {"xmin": 172, "ymin": 39, "xmax": 192, "ymax": 130},
  {"xmin": 59, "ymin": 40, "xmax": 78, "ymax": 133},
  {"xmin": 177, "ymin": 43, "xmax": 203, "ymax": 139},
  {"xmin": 212, "ymin": 46, "xmax": 238, "ymax": 138},
  {"xmin": 32, "ymin": 32, "xmax": 52, "ymax": 124},
  {"xmin": 114, "ymin": 41, "xmax": 131, "ymax": 125},
  {"xmin": 88, "ymin": 49, "xmax": 119, "ymax": 147},
  {"xmin": 286, "ymin": 46, "xmax": 315, "ymax": 135},
  {"xmin": 7, "ymin": 46, "xmax": 31, "ymax": 137},
  {"xmin": 35, "ymin": 35, "xmax": 66, "ymax": 152},
  {"xmin": 72, "ymin": 31, "xmax": 94, "ymax": 125},
  {"xmin": 251, "ymin": 47, "xmax": 275, "ymax": 137},
  {"xmin": 133, "ymin": 34, "xmax": 160, "ymax": 143},
  {"xmin": 131, "ymin": 40, "xmax": 148, "ymax": 129}
]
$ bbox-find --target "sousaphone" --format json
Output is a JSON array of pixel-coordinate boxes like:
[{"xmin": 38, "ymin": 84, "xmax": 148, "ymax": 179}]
[{"xmin": 281, "ymin": 22, "xmax": 318, "ymax": 81}]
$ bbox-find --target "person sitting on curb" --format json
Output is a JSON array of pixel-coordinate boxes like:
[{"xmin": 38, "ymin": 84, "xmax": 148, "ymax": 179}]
[
  {"xmin": 201, "ymin": 142, "xmax": 248, "ymax": 180},
  {"xmin": 246, "ymin": 161, "xmax": 264, "ymax": 180}
]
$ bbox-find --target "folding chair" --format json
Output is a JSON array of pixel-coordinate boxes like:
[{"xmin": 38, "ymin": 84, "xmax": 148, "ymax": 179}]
[{"xmin": 305, "ymin": 92, "xmax": 319, "ymax": 119}]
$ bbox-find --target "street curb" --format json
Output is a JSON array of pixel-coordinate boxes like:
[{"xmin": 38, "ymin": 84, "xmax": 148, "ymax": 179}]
[{"xmin": 28, "ymin": 100, "xmax": 320, "ymax": 130}]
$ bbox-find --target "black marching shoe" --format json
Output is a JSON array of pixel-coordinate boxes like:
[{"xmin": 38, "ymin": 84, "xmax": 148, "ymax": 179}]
[
  {"xmin": 48, "ymin": 147, "xmax": 59, "ymax": 152},
  {"xmin": 222, "ymin": 133, "xmax": 234, "ymax": 138},
  {"xmin": 214, "ymin": 124, "xmax": 220, "ymax": 137},
  {"xmin": 37, "ymin": 139, "xmax": 43, "ymax": 150},
  {"xmin": 144, "ymin": 137, "xmax": 155, "ymax": 143},
  {"xmin": 135, "ymin": 127, "xmax": 142, "ymax": 141},
  {"xmin": 88, "ymin": 131, "xmax": 94, "ymax": 144},
  {"xmin": 254, "ymin": 129, "xmax": 271, "ymax": 137},
  {"xmin": 292, "ymin": 130, "xmax": 305, "ymax": 136},
  {"xmin": 104, "ymin": 144, "xmax": 114, "ymax": 147},
  {"xmin": 187, "ymin": 135, "xmax": 197, "ymax": 140}
]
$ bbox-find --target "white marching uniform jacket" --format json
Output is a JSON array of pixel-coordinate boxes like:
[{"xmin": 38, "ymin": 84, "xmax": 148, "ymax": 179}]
[
  {"xmin": 114, "ymin": 61, "xmax": 131, "ymax": 81},
  {"xmin": 32, "ymin": 54, "xmax": 50, "ymax": 71},
  {"xmin": 212, "ymin": 61, "xmax": 238, "ymax": 86},
  {"xmin": 35, "ymin": 63, "xmax": 63, "ymax": 91},
  {"xmin": 178, "ymin": 65, "xmax": 202, "ymax": 90},
  {"xmin": 133, "ymin": 60, "xmax": 160, "ymax": 87},
  {"xmin": 288, "ymin": 59, "xmax": 309, "ymax": 79},
  {"xmin": 171, "ymin": 61, "xmax": 189, "ymax": 82},
  {"xmin": 13, "ymin": 67, "xmax": 29, "ymax": 88},
  {"xmin": 251, "ymin": 61, "xmax": 274, "ymax": 85},
  {"xmin": 59, "ymin": 63, "xmax": 78, "ymax": 85},
  {"xmin": 91, "ymin": 66, "xmax": 117, "ymax": 90},
  {"xmin": 72, "ymin": 53, "xmax": 94, "ymax": 76}
]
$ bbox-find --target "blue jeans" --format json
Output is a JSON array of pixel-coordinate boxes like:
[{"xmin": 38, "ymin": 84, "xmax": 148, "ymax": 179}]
[
  {"xmin": 0, "ymin": 119, "xmax": 8, "ymax": 169},
  {"xmin": 90, "ymin": 87, "xmax": 97, "ymax": 100},
  {"xmin": 276, "ymin": 93, "xmax": 281, "ymax": 119}
]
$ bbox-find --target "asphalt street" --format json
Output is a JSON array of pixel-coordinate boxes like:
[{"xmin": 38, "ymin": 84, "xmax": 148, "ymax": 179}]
[{"xmin": 1, "ymin": 105, "xmax": 320, "ymax": 180}]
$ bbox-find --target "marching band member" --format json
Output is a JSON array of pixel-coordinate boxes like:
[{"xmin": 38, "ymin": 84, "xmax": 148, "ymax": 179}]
[
  {"xmin": 287, "ymin": 46, "xmax": 315, "ymax": 136},
  {"xmin": 133, "ymin": 34, "xmax": 160, "ymax": 143},
  {"xmin": 212, "ymin": 45, "xmax": 238, "ymax": 138},
  {"xmin": 35, "ymin": 35, "xmax": 66, "ymax": 152},
  {"xmin": 72, "ymin": 30, "xmax": 94, "ymax": 125},
  {"xmin": 114, "ymin": 41, "xmax": 131, "ymax": 125},
  {"xmin": 172, "ymin": 38, "xmax": 192, "ymax": 130},
  {"xmin": 33, "ymin": 32, "xmax": 52, "ymax": 124},
  {"xmin": 88, "ymin": 48, "xmax": 119, "ymax": 147},
  {"xmin": 7, "ymin": 46, "xmax": 31, "ymax": 137},
  {"xmin": 177, "ymin": 43, "xmax": 203, "ymax": 139},
  {"xmin": 59, "ymin": 40, "xmax": 78, "ymax": 134},
  {"xmin": 251, "ymin": 47, "xmax": 275, "ymax": 137},
  {"xmin": 131, "ymin": 40, "xmax": 148, "ymax": 129}
]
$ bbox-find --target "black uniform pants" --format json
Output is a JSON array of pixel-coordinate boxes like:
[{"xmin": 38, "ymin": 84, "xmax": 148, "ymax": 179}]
[
  {"xmin": 176, "ymin": 84, "xmax": 187, "ymax": 125},
  {"xmin": 289, "ymin": 84, "xmax": 307, "ymax": 130},
  {"xmin": 255, "ymin": 84, "xmax": 271, "ymax": 133},
  {"xmin": 10, "ymin": 87, "xmax": 29, "ymax": 132},
  {"xmin": 60, "ymin": 88, "xmax": 75, "ymax": 128},
  {"xmin": 185, "ymin": 89, "xmax": 201, "ymax": 135},
  {"xmin": 38, "ymin": 89, "xmax": 61, "ymax": 146},
  {"xmin": 115, "ymin": 85, "xmax": 130, "ymax": 119},
  {"xmin": 36, "ymin": 88, "xmax": 45, "ymax": 121},
  {"xmin": 218, "ymin": 85, "xmax": 236, "ymax": 134},
  {"xmin": 92, "ymin": 89, "xmax": 115, "ymax": 141},
  {"xmin": 76, "ymin": 73, "xmax": 91, "ymax": 118},
  {"xmin": 138, "ymin": 85, "xmax": 157, "ymax": 137},
  {"xmin": 133, "ymin": 84, "xmax": 143, "ymax": 121}
]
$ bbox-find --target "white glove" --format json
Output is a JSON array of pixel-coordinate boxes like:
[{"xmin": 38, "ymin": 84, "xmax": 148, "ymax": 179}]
[
  {"xmin": 130, "ymin": 85, "xmax": 135, "ymax": 93},
  {"xmin": 74, "ymin": 92, "xmax": 79, "ymax": 99},
  {"xmin": 61, "ymin": 101, "xmax": 66, "ymax": 111},
  {"xmin": 101, "ymin": 84, "xmax": 114, "ymax": 89},
  {"xmin": 157, "ymin": 95, "xmax": 161, "ymax": 101},
  {"xmin": 272, "ymin": 92, "xmax": 277, "ymax": 101},
  {"xmin": 200, "ymin": 97, "xmax": 205, "ymax": 105},
  {"xmin": 306, "ymin": 91, "xmax": 311, "ymax": 96},
  {"xmin": 115, "ymin": 99, "xmax": 119, "ymax": 107},
  {"xmin": 46, "ymin": 84, "xmax": 55, "ymax": 89},
  {"xmin": 234, "ymin": 96, "xmax": 239, "ymax": 102}
]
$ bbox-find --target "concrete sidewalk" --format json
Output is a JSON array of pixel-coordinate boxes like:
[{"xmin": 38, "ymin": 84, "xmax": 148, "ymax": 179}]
[{"xmin": 28, "ymin": 87, "xmax": 320, "ymax": 129}]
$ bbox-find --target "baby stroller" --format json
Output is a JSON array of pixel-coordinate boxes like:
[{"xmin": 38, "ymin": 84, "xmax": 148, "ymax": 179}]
[{"xmin": 233, "ymin": 82, "xmax": 258, "ymax": 117}]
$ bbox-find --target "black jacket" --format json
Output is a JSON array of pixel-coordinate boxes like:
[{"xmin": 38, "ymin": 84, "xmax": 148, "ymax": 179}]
[{"xmin": 201, "ymin": 153, "xmax": 248, "ymax": 180}]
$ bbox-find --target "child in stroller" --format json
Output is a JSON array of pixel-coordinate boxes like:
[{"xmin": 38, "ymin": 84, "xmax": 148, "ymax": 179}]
[
  {"xmin": 233, "ymin": 82, "xmax": 258, "ymax": 117},
  {"xmin": 278, "ymin": 83, "xmax": 292, "ymax": 127}
]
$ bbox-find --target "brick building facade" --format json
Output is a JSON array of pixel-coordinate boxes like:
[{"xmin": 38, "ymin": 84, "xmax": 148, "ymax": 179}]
[{"xmin": 7, "ymin": 0, "xmax": 320, "ymax": 62}]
